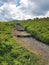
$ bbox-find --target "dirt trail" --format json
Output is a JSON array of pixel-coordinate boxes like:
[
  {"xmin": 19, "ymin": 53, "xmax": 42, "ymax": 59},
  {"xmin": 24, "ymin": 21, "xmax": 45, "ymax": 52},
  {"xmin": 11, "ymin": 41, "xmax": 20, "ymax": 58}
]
[{"xmin": 12, "ymin": 25, "xmax": 49, "ymax": 65}]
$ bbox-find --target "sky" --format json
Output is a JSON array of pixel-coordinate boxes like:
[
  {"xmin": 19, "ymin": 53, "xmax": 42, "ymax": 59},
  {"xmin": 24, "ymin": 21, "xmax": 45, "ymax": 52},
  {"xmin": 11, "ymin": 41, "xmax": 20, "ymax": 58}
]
[{"xmin": 0, "ymin": 0, "xmax": 49, "ymax": 21}]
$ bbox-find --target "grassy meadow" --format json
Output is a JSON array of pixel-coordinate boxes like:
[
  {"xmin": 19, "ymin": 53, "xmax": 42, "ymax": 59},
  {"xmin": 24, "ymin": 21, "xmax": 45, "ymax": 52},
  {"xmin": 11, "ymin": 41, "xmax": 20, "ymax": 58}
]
[
  {"xmin": 20, "ymin": 18, "xmax": 49, "ymax": 45},
  {"xmin": 0, "ymin": 22, "xmax": 44, "ymax": 65}
]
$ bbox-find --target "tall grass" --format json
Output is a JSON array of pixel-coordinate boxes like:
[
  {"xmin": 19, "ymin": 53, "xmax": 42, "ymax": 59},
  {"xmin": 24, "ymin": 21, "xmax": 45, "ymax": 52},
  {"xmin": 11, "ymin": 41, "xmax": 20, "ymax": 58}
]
[
  {"xmin": 0, "ymin": 22, "xmax": 43, "ymax": 65},
  {"xmin": 20, "ymin": 18, "xmax": 49, "ymax": 45}
]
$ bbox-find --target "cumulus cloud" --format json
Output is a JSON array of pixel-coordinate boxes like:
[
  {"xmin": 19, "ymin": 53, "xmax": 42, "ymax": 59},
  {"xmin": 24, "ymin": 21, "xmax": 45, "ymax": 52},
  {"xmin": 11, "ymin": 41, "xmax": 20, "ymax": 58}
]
[
  {"xmin": 0, "ymin": 0, "xmax": 16, "ymax": 4},
  {"xmin": 0, "ymin": 0, "xmax": 49, "ymax": 21},
  {"xmin": 0, "ymin": 3, "xmax": 23, "ymax": 20}
]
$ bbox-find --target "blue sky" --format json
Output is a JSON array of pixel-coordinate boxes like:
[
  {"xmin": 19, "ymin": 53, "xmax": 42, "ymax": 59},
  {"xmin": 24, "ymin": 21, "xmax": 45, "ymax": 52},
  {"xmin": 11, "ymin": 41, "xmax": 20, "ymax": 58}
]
[
  {"xmin": 0, "ymin": 0, "xmax": 49, "ymax": 21},
  {"xmin": 0, "ymin": 2, "xmax": 4, "ymax": 7},
  {"xmin": 16, "ymin": 0, "xmax": 20, "ymax": 6}
]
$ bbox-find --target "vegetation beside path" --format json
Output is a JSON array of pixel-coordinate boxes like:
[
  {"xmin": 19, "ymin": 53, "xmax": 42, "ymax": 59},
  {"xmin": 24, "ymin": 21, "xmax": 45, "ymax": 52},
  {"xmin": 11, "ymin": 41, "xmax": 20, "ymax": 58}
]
[
  {"xmin": 20, "ymin": 18, "xmax": 49, "ymax": 45},
  {"xmin": 0, "ymin": 22, "xmax": 43, "ymax": 65}
]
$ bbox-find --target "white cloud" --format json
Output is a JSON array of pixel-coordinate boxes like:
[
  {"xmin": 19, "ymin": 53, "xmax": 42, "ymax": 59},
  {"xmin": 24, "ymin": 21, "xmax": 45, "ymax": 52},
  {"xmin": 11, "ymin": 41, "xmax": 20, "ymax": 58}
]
[
  {"xmin": 45, "ymin": 11, "xmax": 49, "ymax": 17},
  {"xmin": 0, "ymin": 1, "xmax": 36, "ymax": 21},
  {"xmin": 0, "ymin": 3, "xmax": 28, "ymax": 20},
  {"xmin": 0, "ymin": 0, "xmax": 16, "ymax": 4},
  {"xmin": 0, "ymin": 0, "xmax": 49, "ymax": 21}
]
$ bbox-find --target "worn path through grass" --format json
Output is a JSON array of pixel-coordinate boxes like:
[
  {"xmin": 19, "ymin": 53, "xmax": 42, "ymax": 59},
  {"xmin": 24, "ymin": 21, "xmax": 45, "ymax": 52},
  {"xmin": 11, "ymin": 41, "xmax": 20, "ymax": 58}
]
[{"xmin": 12, "ymin": 25, "xmax": 49, "ymax": 65}]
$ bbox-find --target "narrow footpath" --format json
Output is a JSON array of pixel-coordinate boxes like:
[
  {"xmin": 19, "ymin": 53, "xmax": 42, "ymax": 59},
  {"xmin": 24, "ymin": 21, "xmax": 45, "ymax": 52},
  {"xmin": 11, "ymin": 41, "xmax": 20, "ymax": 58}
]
[{"xmin": 12, "ymin": 24, "xmax": 49, "ymax": 65}]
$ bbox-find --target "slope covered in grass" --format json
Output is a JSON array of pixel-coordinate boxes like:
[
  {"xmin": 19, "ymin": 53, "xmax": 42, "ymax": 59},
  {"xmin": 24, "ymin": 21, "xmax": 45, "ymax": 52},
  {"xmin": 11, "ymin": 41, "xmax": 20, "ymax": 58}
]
[
  {"xmin": 20, "ymin": 18, "xmax": 49, "ymax": 45},
  {"xmin": 0, "ymin": 22, "xmax": 43, "ymax": 65}
]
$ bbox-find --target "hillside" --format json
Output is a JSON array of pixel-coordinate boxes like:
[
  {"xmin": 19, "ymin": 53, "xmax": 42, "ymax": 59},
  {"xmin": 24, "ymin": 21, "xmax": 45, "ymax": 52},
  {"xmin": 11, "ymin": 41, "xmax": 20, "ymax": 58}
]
[
  {"xmin": 0, "ymin": 22, "xmax": 44, "ymax": 65},
  {"xmin": 20, "ymin": 17, "xmax": 49, "ymax": 45}
]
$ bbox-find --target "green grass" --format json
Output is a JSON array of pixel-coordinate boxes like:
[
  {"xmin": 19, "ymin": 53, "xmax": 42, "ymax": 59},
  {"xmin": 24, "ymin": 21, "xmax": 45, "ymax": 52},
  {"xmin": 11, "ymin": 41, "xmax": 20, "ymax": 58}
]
[
  {"xmin": 0, "ymin": 22, "xmax": 43, "ymax": 65},
  {"xmin": 20, "ymin": 18, "xmax": 49, "ymax": 45}
]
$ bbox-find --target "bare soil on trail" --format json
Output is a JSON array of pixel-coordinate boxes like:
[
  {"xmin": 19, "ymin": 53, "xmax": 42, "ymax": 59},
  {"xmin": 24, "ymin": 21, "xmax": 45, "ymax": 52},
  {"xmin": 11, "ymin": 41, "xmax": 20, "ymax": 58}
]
[{"xmin": 12, "ymin": 25, "xmax": 49, "ymax": 65}]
